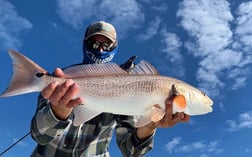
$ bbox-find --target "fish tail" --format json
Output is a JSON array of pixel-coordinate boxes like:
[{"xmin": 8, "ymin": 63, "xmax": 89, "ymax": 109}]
[{"xmin": 0, "ymin": 50, "xmax": 47, "ymax": 97}]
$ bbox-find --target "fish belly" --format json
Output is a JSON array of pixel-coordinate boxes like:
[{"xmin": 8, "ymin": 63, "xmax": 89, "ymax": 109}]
[{"xmin": 83, "ymin": 93, "xmax": 167, "ymax": 116}]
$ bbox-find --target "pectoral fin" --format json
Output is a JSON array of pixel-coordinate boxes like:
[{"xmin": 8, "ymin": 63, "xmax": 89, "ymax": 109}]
[
  {"xmin": 73, "ymin": 105, "xmax": 101, "ymax": 126},
  {"xmin": 135, "ymin": 105, "xmax": 165, "ymax": 127},
  {"xmin": 151, "ymin": 105, "xmax": 165, "ymax": 122},
  {"xmin": 135, "ymin": 114, "xmax": 152, "ymax": 128}
]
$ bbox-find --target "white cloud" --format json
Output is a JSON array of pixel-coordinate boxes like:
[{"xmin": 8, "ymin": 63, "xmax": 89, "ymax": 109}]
[
  {"xmin": 161, "ymin": 31, "xmax": 183, "ymax": 63},
  {"xmin": 137, "ymin": 17, "xmax": 161, "ymax": 41},
  {"xmin": 151, "ymin": 5, "xmax": 168, "ymax": 13},
  {"xmin": 165, "ymin": 137, "xmax": 181, "ymax": 154},
  {"xmin": 0, "ymin": 0, "xmax": 32, "ymax": 50},
  {"xmin": 235, "ymin": 1, "xmax": 252, "ymax": 49},
  {"xmin": 230, "ymin": 1, "xmax": 252, "ymax": 90},
  {"xmin": 177, "ymin": 141, "xmax": 206, "ymax": 152},
  {"xmin": 208, "ymin": 140, "xmax": 223, "ymax": 154},
  {"xmin": 219, "ymin": 102, "xmax": 226, "ymax": 112},
  {"xmin": 56, "ymin": 0, "xmax": 144, "ymax": 37},
  {"xmin": 177, "ymin": 0, "xmax": 233, "ymax": 55},
  {"xmin": 177, "ymin": 0, "xmax": 252, "ymax": 97},
  {"xmin": 231, "ymin": 76, "xmax": 247, "ymax": 90},
  {"xmin": 226, "ymin": 111, "xmax": 252, "ymax": 132},
  {"xmin": 139, "ymin": 0, "xmax": 168, "ymax": 13},
  {"xmin": 166, "ymin": 138, "xmax": 224, "ymax": 155},
  {"xmin": 160, "ymin": 30, "xmax": 185, "ymax": 77}
]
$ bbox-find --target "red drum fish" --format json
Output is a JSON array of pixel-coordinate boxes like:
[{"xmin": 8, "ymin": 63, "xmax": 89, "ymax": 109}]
[{"xmin": 0, "ymin": 50, "xmax": 213, "ymax": 127}]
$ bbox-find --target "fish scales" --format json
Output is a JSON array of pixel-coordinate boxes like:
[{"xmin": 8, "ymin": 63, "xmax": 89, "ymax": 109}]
[{"xmin": 71, "ymin": 75, "xmax": 171, "ymax": 98}]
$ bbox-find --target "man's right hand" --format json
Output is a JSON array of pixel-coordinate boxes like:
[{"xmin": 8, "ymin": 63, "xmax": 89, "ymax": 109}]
[{"xmin": 41, "ymin": 68, "xmax": 83, "ymax": 120}]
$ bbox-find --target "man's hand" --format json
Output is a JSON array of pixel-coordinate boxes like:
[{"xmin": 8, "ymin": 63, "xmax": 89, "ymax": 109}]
[
  {"xmin": 136, "ymin": 97, "xmax": 190, "ymax": 140},
  {"xmin": 41, "ymin": 68, "xmax": 83, "ymax": 120},
  {"xmin": 155, "ymin": 98, "xmax": 190, "ymax": 128}
]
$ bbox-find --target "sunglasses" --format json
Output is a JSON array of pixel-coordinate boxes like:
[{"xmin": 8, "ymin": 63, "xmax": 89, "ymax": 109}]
[{"xmin": 86, "ymin": 40, "xmax": 115, "ymax": 52}]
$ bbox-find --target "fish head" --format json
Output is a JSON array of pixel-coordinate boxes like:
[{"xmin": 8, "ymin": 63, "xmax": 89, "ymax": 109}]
[{"xmin": 172, "ymin": 83, "xmax": 213, "ymax": 115}]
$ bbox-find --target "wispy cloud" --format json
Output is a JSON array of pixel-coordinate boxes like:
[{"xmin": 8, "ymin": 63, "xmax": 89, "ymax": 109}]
[
  {"xmin": 0, "ymin": 0, "xmax": 32, "ymax": 51},
  {"xmin": 226, "ymin": 111, "xmax": 252, "ymax": 132},
  {"xmin": 176, "ymin": 0, "xmax": 252, "ymax": 97},
  {"xmin": 177, "ymin": 141, "xmax": 206, "ymax": 152},
  {"xmin": 56, "ymin": 0, "xmax": 144, "ymax": 37},
  {"xmin": 165, "ymin": 137, "xmax": 181, "ymax": 154},
  {"xmin": 137, "ymin": 17, "xmax": 161, "ymax": 41},
  {"xmin": 151, "ymin": 5, "xmax": 168, "ymax": 13},
  {"xmin": 160, "ymin": 30, "xmax": 185, "ymax": 77},
  {"xmin": 165, "ymin": 137, "xmax": 224, "ymax": 155},
  {"xmin": 139, "ymin": 0, "xmax": 168, "ymax": 13},
  {"xmin": 219, "ymin": 102, "xmax": 226, "ymax": 112},
  {"xmin": 234, "ymin": 1, "xmax": 252, "ymax": 51},
  {"xmin": 230, "ymin": 1, "xmax": 252, "ymax": 90},
  {"xmin": 161, "ymin": 31, "xmax": 183, "ymax": 64}
]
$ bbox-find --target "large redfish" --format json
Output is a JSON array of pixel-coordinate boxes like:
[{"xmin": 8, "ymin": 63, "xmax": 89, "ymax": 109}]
[{"xmin": 0, "ymin": 50, "xmax": 213, "ymax": 127}]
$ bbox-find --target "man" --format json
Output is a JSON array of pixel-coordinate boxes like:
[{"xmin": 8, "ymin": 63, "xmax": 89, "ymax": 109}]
[{"xmin": 30, "ymin": 21, "xmax": 189, "ymax": 157}]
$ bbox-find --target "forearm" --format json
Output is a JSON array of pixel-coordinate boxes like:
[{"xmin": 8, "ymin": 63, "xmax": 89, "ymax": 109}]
[{"xmin": 136, "ymin": 123, "xmax": 156, "ymax": 140}]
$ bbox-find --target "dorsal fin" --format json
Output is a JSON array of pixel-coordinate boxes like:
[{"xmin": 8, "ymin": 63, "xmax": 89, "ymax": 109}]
[
  {"xmin": 63, "ymin": 63, "xmax": 128, "ymax": 78},
  {"xmin": 129, "ymin": 60, "xmax": 159, "ymax": 75}
]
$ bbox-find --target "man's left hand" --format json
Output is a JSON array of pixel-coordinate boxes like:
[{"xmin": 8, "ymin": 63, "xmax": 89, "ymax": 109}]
[{"xmin": 136, "ymin": 97, "xmax": 190, "ymax": 140}]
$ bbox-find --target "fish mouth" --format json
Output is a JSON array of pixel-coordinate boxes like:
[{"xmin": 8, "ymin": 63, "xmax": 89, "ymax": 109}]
[
  {"xmin": 205, "ymin": 98, "xmax": 214, "ymax": 112},
  {"xmin": 202, "ymin": 97, "xmax": 214, "ymax": 112},
  {"xmin": 206, "ymin": 96, "xmax": 214, "ymax": 106}
]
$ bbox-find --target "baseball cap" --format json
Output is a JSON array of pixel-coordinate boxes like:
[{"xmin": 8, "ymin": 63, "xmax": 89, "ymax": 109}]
[{"xmin": 85, "ymin": 21, "xmax": 117, "ymax": 43}]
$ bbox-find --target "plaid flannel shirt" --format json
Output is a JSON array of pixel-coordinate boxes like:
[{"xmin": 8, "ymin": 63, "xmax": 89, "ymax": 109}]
[{"xmin": 30, "ymin": 94, "xmax": 154, "ymax": 157}]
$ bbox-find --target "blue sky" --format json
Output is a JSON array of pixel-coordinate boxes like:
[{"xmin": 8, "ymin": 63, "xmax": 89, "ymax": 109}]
[{"xmin": 0, "ymin": 0, "xmax": 252, "ymax": 156}]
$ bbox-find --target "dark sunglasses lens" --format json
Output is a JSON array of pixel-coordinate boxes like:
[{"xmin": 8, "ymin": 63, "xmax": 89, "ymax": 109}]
[{"xmin": 102, "ymin": 43, "xmax": 112, "ymax": 51}]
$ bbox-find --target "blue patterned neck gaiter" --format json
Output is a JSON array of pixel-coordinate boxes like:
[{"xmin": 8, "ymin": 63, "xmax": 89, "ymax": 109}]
[{"xmin": 82, "ymin": 42, "xmax": 118, "ymax": 64}]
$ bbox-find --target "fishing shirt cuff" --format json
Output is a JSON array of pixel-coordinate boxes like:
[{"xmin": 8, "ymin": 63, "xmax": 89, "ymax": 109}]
[{"xmin": 132, "ymin": 129, "xmax": 155, "ymax": 147}]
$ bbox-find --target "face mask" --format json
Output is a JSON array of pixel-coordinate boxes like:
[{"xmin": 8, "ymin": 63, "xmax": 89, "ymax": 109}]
[{"xmin": 83, "ymin": 42, "xmax": 118, "ymax": 64}]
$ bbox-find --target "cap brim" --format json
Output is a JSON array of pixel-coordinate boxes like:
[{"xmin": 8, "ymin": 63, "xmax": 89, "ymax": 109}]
[{"xmin": 85, "ymin": 32, "xmax": 116, "ymax": 43}]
